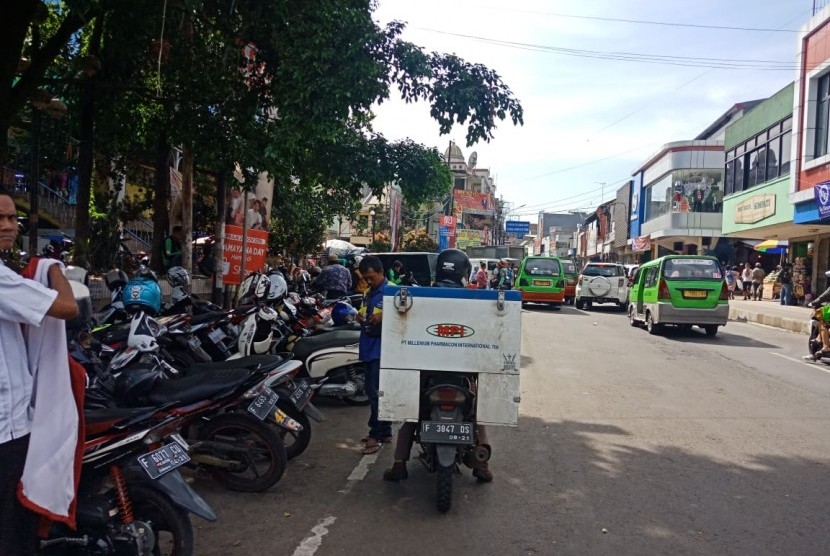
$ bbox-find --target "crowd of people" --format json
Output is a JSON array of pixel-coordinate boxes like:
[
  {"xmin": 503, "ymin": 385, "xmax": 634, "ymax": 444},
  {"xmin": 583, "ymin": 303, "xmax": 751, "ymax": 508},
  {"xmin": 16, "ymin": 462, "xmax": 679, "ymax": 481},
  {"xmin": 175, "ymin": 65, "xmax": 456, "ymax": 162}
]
[{"xmin": 722, "ymin": 260, "xmax": 809, "ymax": 306}]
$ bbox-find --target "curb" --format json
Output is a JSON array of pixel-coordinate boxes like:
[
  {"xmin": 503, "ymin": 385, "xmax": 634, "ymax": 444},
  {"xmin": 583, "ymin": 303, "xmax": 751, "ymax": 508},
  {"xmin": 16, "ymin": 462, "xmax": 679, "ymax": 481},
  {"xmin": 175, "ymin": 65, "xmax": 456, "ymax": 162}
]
[{"xmin": 728, "ymin": 306, "xmax": 810, "ymax": 335}]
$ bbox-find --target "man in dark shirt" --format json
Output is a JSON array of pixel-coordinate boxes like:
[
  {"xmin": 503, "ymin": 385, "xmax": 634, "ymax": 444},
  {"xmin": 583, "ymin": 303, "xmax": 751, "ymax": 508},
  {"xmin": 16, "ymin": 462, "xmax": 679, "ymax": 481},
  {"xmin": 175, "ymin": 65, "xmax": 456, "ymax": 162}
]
[
  {"xmin": 779, "ymin": 263, "xmax": 792, "ymax": 306},
  {"xmin": 314, "ymin": 254, "xmax": 353, "ymax": 298}
]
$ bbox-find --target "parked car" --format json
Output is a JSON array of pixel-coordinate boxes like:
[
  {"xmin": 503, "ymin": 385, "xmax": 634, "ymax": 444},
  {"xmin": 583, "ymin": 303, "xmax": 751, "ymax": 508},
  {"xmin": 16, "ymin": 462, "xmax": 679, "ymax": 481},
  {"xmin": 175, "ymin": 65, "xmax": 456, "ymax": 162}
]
[
  {"xmin": 560, "ymin": 259, "xmax": 578, "ymax": 304},
  {"xmin": 575, "ymin": 262, "xmax": 629, "ymax": 310},
  {"xmin": 515, "ymin": 256, "xmax": 565, "ymax": 310},
  {"xmin": 627, "ymin": 255, "xmax": 728, "ymax": 336}
]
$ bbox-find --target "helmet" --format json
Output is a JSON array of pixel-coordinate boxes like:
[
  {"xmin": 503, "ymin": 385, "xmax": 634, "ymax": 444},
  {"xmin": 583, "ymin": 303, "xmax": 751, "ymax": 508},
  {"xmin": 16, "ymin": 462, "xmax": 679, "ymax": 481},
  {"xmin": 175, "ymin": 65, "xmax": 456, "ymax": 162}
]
[
  {"xmin": 105, "ymin": 269, "xmax": 129, "ymax": 291},
  {"xmin": 825, "ymin": 270, "xmax": 830, "ymax": 280},
  {"xmin": 122, "ymin": 277, "xmax": 162, "ymax": 314},
  {"xmin": 237, "ymin": 307, "xmax": 277, "ymax": 355},
  {"xmin": 134, "ymin": 266, "xmax": 158, "ymax": 282},
  {"xmin": 113, "ymin": 363, "xmax": 166, "ymax": 407},
  {"xmin": 126, "ymin": 312, "xmax": 163, "ymax": 352},
  {"xmin": 167, "ymin": 266, "xmax": 191, "ymax": 287},
  {"xmin": 266, "ymin": 272, "xmax": 288, "ymax": 302},
  {"xmin": 435, "ymin": 249, "xmax": 471, "ymax": 286},
  {"xmin": 331, "ymin": 301, "xmax": 358, "ymax": 326},
  {"xmin": 239, "ymin": 272, "xmax": 269, "ymax": 303}
]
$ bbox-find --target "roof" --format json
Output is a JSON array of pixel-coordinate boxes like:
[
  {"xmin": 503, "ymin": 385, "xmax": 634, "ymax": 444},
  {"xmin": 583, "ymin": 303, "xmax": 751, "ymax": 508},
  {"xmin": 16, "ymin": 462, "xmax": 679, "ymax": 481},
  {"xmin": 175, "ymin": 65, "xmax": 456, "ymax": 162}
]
[{"xmin": 695, "ymin": 99, "xmax": 765, "ymax": 140}]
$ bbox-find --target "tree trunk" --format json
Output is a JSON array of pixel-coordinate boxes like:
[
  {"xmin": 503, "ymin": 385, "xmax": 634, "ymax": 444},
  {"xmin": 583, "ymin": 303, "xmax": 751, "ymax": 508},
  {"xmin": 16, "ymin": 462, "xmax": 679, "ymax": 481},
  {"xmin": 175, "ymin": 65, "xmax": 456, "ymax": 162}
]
[
  {"xmin": 0, "ymin": 0, "xmax": 38, "ymax": 167},
  {"xmin": 213, "ymin": 170, "xmax": 227, "ymax": 305},
  {"xmin": 180, "ymin": 145, "xmax": 193, "ymax": 274},
  {"xmin": 150, "ymin": 135, "xmax": 170, "ymax": 272},
  {"xmin": 72, "ymin": 15, "xmax": 103, "ymax": 268}
]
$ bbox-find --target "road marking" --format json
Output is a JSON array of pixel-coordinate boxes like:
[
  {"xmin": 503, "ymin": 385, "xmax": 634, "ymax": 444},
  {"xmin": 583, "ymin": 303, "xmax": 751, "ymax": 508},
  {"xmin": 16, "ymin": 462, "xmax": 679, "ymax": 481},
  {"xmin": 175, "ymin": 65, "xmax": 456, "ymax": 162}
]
[
  {"xmin": 347, "ymin": 452, "xmax": 378, "ymax": 481},
  {"xmin": 771, "ymin": 352, "xmax": 830, "ymax": 374},
  {"xmin": 292, "ymin": 516, "xmax": 337, "ymax": 556}
]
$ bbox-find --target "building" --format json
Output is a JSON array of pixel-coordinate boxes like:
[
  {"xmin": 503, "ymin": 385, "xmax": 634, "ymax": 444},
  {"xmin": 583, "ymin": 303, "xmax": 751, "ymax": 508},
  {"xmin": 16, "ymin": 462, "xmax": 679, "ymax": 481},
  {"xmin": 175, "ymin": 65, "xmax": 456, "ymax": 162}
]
[
  {"xmin": 533, "ymin": 212, "xmax": 585, "ymax": 256},
  {"xmin": 788, "ymin": 5, "xmax": 830, "ymax": 295},
  {"xmin": 440, "ymin": 143, "xmax": 498, "ymax": 249},
  {"xmin": 721, "ymin": 84, "xmax": 797, "ymax": 263}
]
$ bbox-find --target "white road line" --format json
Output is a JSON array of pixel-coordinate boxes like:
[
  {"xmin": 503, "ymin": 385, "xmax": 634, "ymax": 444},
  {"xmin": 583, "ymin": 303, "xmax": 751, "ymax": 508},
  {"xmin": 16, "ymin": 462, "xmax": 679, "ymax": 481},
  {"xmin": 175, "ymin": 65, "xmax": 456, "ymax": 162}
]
[
  {"xmin": 347, "ymin": 452, "xmax": 378, "ymax": 481},
  {"xmin": 771, "ymin": 352, "xmax": 830, "ymax": 374},
  {"xmin": 291, "ymin": 516, "xmax": 337, "ymax": 556}
]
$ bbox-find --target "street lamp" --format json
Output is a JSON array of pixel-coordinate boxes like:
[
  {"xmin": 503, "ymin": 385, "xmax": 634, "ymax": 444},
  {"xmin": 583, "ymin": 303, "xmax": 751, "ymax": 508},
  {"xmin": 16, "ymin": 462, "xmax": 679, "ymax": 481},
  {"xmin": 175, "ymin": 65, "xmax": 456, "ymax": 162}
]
[{"xmin": 369, "ymin": 208, "xmax": 376, "ymax": 249}]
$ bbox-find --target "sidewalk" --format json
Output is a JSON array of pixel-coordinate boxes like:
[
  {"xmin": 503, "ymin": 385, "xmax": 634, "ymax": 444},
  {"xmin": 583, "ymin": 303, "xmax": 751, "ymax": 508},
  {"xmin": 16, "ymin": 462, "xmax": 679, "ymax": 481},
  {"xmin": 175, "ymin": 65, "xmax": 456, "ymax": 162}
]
[{"xmin": 728, "ymin": 299, "xmax": 812, "ymax": 335}]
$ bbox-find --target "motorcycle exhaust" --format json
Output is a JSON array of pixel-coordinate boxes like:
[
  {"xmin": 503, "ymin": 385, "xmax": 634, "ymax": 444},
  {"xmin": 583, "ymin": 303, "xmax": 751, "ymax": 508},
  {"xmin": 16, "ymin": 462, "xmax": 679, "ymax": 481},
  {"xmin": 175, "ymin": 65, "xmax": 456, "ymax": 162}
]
[{"xmin": 318, "ymin": 382, "xmax": 357, "ymax": 397}]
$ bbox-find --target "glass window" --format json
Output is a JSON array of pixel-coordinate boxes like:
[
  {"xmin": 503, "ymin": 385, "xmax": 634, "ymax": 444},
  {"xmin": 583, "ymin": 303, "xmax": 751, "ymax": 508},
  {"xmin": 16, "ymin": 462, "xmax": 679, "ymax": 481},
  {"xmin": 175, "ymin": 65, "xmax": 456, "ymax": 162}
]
[
  {"xmin": 644, "ymin": 267, "xmax": 659, "ymax": 288},
  {"xmin": 780, "ymin": 130, "xmax": 792, "ymax": 176},
  {"xmin": 815, "ymin": 73, "xmax": 830, "ymax": 158},
  {"xmin": 644, "ymin": 173, "xmax": 671, "ymax": 222},
  {"xmin": 747, "ymin": 149, "xmax": 765, "ymax": 188},
  {"xmin": 663, "ymin": 258, "xmax": 723, "ymax": 280},
  {"xmin": 782, "ymin": 116, "xmax": 792, "ymax": 132},
  {"xmin": 582, "ymin": 264, "xmax": 624, "ymax": 277},
  {"xmin": 525, "ymin": 258, "xmax": 561, "ymax": 276},
  {"xmin": 725, "ymin": 160, "xmax": 735, "ymax": 196},
  {"xmin": 670, "ymin": 169, "xmax": 724, "ymax": 213},
  {"xmin": 766, "ymin": 135, "xmax": 780, "ymax": 181},
  {"xmin": 736, "ymin": 143, "xmax": 745, "ymax": 156}
]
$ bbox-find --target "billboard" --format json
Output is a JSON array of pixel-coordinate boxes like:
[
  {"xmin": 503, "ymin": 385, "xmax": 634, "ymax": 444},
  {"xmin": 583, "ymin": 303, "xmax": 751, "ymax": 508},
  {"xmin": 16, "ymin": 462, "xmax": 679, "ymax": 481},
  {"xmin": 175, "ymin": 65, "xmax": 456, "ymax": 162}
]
[
  {"xmin": 222, "ymin": 225, "xmax": 270, "ymax": 285},
  {"xmin": 453, "ymin": 190, "xmax": 495, "ymax": 218},
  {"xmin": 456, "ymin": 229, "xmax": 484, "ymax": 249}
]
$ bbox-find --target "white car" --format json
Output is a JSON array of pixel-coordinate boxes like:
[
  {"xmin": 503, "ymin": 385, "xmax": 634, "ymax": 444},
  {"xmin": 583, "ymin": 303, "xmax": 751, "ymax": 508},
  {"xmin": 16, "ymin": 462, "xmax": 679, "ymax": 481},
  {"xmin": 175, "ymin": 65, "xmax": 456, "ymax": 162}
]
[{"xmin": 575, "ymin": 263, "xmax": 629, "ymax": 310}]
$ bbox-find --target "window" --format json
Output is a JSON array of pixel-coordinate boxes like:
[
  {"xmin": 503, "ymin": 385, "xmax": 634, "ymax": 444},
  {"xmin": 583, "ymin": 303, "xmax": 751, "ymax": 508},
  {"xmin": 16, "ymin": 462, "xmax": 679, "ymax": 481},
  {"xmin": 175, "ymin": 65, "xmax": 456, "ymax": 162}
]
[
  {"xmin": 780, "ymin": 131, "xmax": 792, "ymax": 176},
  {"xmin": 453, "ymin": 177, "xmax": 466, "ymax": 190},
  {"xmin": 816, "ymin": 73, "xmax": 830, "ymax": 158},
  {"xmin": 663, "ymin": 258, "xmax": 723, "ymax": 280},
  {"xmin": 747, "ymin": 148, "xmax": 765, "ymax": 188},
  {"xmin": 526, "ymin": 258, "xmax": 561, "ymax": 276},
  {"xmin": 725, "ymin": 160, "xmax": 735, "ymax": 195},
  {"xmin": 766, "ymin": 135, "xmax": 780, "ymax": 181},
  {"xmin": 582, "ymin": 264, "xmax": 624, "ymax": 277},
  {"xmin": 644, "ymin": 267, "xmax": 659, "ymax": 288},
  {"xmin": 724, "ymin": 117, "xmax": 791, "ymax": 196}
]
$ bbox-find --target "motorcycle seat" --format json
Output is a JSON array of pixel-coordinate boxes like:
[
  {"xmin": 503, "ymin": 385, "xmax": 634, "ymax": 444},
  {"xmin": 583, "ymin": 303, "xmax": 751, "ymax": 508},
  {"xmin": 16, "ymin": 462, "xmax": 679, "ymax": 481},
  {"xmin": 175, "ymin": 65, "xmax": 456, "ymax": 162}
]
[
  {"xmin": 188, "ymin": 354, "xmax": 286, "ymax": 374},
  {"xmin": 147, "ymin": 369, "xmax": 251, "ymax": 406},
  {"xmin": 292, "ymin": 330, "xmax": 360, "ymax": 362},
  {"xmin": 189, "ymin": 311, "xmax": 228, "ymax": 326}
]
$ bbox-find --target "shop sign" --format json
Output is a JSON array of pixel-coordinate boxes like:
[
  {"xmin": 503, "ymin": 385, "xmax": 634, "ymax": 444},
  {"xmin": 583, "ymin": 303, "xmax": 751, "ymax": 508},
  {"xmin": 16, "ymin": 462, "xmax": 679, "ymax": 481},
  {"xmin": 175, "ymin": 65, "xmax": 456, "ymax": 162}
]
[
  {"xmin": 815, "ymin": 181, "xmax": 830, "ymax": 220},
  {"xmin": 734, "ymin": 194, "xmax": 776, "ymax": 224}
]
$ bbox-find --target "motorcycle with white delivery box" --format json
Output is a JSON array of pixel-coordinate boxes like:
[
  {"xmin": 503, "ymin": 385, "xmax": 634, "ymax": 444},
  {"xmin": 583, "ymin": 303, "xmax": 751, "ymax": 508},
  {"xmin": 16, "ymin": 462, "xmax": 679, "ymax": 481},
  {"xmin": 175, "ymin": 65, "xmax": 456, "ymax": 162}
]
[{"xmin": 379, "ymin": 286, "xmax": 521, "ymax": 512}]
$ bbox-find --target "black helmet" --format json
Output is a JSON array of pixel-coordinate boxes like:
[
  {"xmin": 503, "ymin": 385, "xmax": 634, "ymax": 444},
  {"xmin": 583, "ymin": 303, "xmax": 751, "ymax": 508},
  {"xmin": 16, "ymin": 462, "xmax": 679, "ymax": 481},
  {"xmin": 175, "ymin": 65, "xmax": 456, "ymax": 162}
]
[{"xmin": 435, "ymin": 249, "xmax": 471, "ymax": 286}]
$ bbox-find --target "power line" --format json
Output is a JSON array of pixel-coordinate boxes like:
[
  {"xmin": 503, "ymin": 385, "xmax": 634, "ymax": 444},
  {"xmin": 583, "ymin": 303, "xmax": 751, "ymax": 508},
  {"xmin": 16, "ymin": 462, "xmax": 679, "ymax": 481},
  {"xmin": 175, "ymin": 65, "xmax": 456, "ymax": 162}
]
[
  {"xmin": 420, "ymin": 30, "xmax": 799, "ymax": 70},
  {"xmin": 472, "ymin": 6, "xmax": 801, "ymax": 33}
]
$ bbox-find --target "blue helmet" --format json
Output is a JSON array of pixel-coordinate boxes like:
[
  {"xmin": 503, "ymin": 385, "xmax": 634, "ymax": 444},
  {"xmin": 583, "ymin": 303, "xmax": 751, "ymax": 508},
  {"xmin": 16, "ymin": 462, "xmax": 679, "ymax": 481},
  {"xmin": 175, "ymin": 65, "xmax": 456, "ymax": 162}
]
[
  {"xmin": 331, "ymin": 301, "xmax": 358, "ymax": 326},
  {"xmin": 122, "ymin": 276, "xmax": 162, "ymax": 314}
]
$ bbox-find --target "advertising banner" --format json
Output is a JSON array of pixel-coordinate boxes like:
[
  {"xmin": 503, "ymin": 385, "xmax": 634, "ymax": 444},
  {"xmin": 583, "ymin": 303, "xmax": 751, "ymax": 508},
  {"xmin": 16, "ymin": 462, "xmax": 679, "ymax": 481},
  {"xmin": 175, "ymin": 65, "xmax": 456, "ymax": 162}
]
[
  {"xmin": 456, "ymin": 229, "xmax": 484, "ymax": 250},
  {"xmin": 222, "ymin": 225, "xmax": 270, "ymax": 285},
  {"xmin": 814, "ymin": 181, "xmax": 830, "ymax": 220},
  {"xmin": 630, "ymin": 235, "xmax": 651, "ymax": 252},
  {"xmin": 453, "ymin": 190, "xmax": 495, "ymax": 218}
]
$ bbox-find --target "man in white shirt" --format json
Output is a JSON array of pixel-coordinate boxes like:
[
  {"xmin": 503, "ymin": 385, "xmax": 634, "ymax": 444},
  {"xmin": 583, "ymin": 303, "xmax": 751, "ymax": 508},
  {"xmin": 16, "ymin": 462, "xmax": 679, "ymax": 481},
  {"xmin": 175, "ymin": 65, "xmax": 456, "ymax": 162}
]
[{"xmin": 0, "ymin": 189, "xmax": 78, "ymax": 554}]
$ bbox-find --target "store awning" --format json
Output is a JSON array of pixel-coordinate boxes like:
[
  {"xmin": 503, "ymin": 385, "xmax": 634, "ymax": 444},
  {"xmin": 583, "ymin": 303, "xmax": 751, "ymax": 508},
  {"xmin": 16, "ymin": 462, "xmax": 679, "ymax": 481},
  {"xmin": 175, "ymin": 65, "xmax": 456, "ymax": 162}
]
[{"xmin": 754, "ymin": 239, "xmax": 788, "ymax": 253}]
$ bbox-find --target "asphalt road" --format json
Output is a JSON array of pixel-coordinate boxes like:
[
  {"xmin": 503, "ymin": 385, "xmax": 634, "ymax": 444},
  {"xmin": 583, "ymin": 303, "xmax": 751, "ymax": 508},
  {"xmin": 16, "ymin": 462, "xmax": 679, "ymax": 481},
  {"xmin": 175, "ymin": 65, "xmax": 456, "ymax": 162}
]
[{"xmin": 191, "ymin": 305, "xmax": 830, "ymax": 556}]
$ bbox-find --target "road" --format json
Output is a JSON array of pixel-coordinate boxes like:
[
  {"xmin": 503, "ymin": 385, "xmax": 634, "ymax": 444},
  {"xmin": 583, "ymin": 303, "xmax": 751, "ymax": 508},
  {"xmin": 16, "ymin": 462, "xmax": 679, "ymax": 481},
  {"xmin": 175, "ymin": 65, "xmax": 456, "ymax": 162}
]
[{"xmin": 192, "ymin": 305, "xmax": 830, "ymax": 556}]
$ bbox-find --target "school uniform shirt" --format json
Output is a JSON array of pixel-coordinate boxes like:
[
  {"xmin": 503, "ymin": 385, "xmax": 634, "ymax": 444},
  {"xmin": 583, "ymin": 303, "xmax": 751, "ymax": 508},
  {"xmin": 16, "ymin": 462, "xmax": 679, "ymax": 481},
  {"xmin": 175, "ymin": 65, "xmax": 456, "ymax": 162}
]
[
  {"xmin": 0, "ymin": 260, "xmax": 57, "ymax": 444},
  {"xmin": 358, "ymin": 278, "xmax": 388, "ymax": 362}
]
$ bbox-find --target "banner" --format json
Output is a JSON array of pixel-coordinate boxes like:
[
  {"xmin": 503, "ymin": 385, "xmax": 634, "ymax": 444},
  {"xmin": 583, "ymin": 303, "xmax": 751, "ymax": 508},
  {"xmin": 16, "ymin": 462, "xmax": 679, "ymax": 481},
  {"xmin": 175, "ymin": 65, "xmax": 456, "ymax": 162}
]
[
  {"xmin": 453, "ymin": 190, "xmax": 495, "ymax": 218},
  {"xmin": 456, "ymin": 229, "xmax": 484, "ymax": 250},
  {"xmin": 814, "ymin": 181, "xmax": 830, "ymax": 220},
  {"xmin": 222, "ymin": 225, "xmax": 270, "ymax": 285},
  {"xmin": 630, "ymin": 235, "xmax": 651, "ymax": 252},
  {"xmin": 438, "ymin": 226, "xmax": 450, "ymax": 251}
]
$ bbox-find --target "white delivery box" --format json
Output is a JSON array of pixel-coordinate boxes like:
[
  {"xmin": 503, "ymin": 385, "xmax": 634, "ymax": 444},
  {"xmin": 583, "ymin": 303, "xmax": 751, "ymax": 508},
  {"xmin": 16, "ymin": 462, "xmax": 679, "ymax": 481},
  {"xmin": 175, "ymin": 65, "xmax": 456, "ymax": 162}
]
[{"xmin": 378, "ymin": 286, "xmax": 521, "ymax": 426}]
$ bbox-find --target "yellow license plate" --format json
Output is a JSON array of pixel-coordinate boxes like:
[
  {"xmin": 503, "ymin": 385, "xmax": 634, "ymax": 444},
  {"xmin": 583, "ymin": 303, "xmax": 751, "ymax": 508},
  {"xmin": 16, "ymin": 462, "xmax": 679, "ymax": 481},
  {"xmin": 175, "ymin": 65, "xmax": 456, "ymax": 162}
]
[
  {"xmin": 683, "ymin": 290, "xmax": 707, "ymax": 299},
  {"xmin": 533, "ymin": 280, "xmax": 552, "ymax": 286}
]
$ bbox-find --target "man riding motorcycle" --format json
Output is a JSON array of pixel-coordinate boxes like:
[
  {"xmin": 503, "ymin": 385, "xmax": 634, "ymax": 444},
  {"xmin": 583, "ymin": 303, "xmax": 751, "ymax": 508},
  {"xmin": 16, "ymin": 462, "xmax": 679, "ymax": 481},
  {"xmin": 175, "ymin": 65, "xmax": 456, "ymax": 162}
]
[
  {"xmin": 383, "ymin": 248, "xmax": 493, "ymax": 483},
  {"xmin": 804, "ymin": 270, "xmax": 830, "ymax": 361}
]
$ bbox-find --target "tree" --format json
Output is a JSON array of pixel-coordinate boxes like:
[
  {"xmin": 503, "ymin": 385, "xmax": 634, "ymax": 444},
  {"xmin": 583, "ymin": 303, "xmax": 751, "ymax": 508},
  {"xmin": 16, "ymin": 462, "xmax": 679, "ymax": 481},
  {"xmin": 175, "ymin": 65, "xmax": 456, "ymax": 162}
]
[{"xmin": 400, "ymin": 229, "xmax": 438, "ymax": 252}]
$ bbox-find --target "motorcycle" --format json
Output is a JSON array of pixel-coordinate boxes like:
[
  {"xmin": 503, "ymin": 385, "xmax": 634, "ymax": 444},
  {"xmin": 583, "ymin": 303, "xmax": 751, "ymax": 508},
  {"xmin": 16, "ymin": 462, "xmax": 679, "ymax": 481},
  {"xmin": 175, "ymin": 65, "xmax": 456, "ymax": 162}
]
[
  {"xmin": 808, "ymin": 302, "xmax": 830, "ymax": 360},
  {"xmin": 40, "ymin": 408, "xmax": 215, "ymax": 555},
  {"xmin": 412, "ymin": 372, "xmax": 488, "ymax": 513}
]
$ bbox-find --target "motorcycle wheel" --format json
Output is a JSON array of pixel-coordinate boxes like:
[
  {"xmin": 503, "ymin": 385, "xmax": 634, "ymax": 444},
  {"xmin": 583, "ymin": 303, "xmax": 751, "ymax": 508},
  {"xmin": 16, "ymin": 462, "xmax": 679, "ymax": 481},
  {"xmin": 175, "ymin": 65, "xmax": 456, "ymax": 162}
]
[
  {"xmin": 199, "ymin": 413, "xmax": 287, "ymax": 492},
  {"xmin": 436, "ymin": 464, "xmax": 453, "ymax": 513},
  {"xmin": 129, "ymin": 483, "xmax": 194, "ymax": 556},
  {"xmin": 342, "ymin": 368, "xmax": 370, "ymax": 406},
  {"xmin": 274, "ymin": 400, "xmax": 312, "ymax": 460}
]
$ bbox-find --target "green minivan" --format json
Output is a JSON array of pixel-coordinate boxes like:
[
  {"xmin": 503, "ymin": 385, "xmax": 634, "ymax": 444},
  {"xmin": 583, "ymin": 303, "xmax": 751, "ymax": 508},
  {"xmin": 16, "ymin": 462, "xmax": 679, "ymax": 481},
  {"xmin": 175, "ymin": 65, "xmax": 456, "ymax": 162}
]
[
  {"xmin": 627, "ymin": 255, "xmax": 728, "ymax": 336},
  {"xmin": 515, "ymin": 256, "xmax": 565, "ymax": 310}
]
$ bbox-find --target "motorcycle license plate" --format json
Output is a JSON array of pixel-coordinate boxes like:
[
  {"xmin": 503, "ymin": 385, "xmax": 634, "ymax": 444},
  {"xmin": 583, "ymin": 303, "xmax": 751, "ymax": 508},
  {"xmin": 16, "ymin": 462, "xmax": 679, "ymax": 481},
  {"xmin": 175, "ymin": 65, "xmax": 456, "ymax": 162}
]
[
  {"xmin": 420, "ymin": 421, "xmax": 474, "ymax": 445},
  {"xmin": 289, "ymin": 380, "xmax": 313, "ymax": 409},
  {"xmin": 187, "ymin": 336, "xmax": 201, "ymax": 349},
  {"xmin": 206, "ymin": 328, "xmax": 227, "ymax": 344},
  {"xmin": 137, "ymin": 441, "xmax": 190, "ymax": 480},
  {"xmin": 248, "ymin": 388, "xmax": 279, "ymax": 420}
]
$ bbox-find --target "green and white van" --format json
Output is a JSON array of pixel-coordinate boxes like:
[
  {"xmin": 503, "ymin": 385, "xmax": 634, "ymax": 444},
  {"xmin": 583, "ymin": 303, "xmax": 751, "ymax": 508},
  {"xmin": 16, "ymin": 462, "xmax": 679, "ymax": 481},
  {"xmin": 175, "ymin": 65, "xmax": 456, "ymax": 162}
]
[{"xmin": 628, "ymin": 255, "xmax": 728, "ymax": 336}]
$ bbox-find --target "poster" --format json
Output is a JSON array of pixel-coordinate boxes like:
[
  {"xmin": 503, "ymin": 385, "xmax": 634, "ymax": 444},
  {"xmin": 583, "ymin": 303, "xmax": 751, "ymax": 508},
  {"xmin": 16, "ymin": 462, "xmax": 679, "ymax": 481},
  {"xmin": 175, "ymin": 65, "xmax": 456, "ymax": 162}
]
[
  {"xmin": 222, "ymin": 225, "xmax": 270, "ymax": 285},
  {"xmin": 226, "ymin": 171, "xmax": 275, "ymax": 231},
  {"xmin": 456, "ymin": 229, "xmax": 483, "ymax": 250},
  {"xmin": 453, "ymin": 190, "xmax": 495, "ymax": 218}
]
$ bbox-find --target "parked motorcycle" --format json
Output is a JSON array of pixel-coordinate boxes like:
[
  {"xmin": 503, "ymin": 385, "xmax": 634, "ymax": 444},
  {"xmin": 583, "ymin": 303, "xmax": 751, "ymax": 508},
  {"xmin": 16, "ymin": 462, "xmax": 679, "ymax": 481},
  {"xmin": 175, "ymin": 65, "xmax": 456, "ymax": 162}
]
[{"xmin": 41, "ymin": 408, "xmax": 215, "ymax": 556}]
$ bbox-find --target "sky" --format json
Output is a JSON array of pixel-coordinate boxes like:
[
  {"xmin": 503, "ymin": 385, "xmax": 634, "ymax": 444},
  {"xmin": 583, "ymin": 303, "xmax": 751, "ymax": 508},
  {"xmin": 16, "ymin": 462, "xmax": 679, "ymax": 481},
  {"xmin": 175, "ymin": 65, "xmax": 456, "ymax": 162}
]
[{"xmin": 371, "ymin": 0, "xmax": 812, "ymax": 221}]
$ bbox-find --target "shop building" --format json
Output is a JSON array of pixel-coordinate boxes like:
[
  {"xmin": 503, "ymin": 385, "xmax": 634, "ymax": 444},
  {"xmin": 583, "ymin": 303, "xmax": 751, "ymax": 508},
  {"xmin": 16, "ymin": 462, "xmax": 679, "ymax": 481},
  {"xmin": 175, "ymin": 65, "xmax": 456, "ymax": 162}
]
[{"xmin": 789, "ymin": 5, "xmax": 830, "ymax": 294}]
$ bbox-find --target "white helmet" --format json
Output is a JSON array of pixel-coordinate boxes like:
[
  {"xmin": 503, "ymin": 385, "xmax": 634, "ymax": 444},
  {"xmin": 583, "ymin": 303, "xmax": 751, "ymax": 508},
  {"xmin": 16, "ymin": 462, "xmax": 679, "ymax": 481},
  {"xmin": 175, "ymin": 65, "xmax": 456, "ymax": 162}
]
[
  {"xmin": 237, "ymin": 306, "xmax": 277, "ymax": 355},
  {"xmin": 239, "ymin": 272, "xmax": 269, "ymax": 304},
  {"xmin": 266, "ymin": 272, "xmax": 288, "ymax": 302},
  {"xmin": 127, "ymin": 311, "xmax": 163, "ymax": 352}
]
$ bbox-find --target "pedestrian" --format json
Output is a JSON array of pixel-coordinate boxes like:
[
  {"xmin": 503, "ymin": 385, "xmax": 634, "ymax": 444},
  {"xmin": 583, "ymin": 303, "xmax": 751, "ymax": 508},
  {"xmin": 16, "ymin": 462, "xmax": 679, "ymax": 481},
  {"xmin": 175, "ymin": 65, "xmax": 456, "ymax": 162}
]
[
  {"xmin": 742, "ymin": 263, "xmax": 753, "ymax": 300},
  {"xmin": 475, "ymin": 260, "xmax": 489, "ymax": 289},
  {"xmin": 779, "ymin": 262, "xmax": 793, "ymax": 306},
  {"xmin": 162, "ymin": 225, "xmax": 184, "ymax": 271},
  {"xmin": 0, "ymin": 188, "xmax": 79, "ymax": 554},
  {"xmin": 356, "ymin": 256, "xmax": 392, "ymax": 455},
  {"xmin": 751, "ymin": 262, "xmax": 765, "ymax": 301},
  {"xmin": 387, "ymin": 260, "xmax": 404, "ymax": 285},
  {"xmin": 313, "ymin": 254, "xmax": 352, "ymax": 298},
  {"xmin": 724, "ymin": 264, "xmax": 737, "ymax": 300}
]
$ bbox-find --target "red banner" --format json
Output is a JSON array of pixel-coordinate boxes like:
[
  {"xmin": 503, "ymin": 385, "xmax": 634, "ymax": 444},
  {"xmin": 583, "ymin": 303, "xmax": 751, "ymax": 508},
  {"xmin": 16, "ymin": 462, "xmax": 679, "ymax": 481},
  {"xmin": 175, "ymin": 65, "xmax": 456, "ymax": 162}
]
[{"xmin": 222, "ymin": 225, "xmax": 270, "ymax": 285}]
